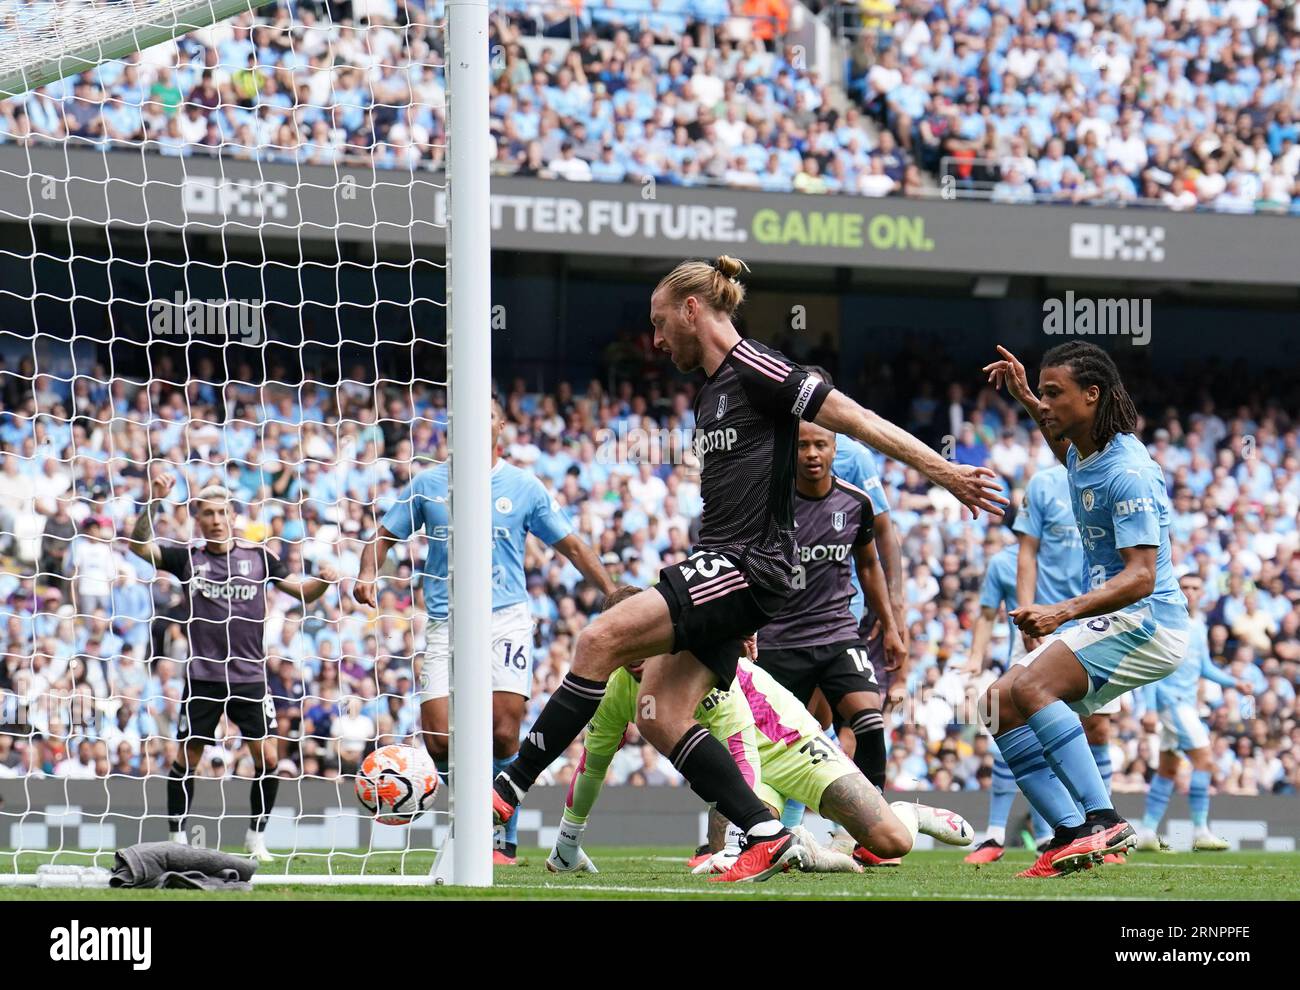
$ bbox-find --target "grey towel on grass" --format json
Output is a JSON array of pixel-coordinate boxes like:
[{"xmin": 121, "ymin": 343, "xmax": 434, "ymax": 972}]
[{"xmin": 110, "ymin": 841, "xmax": 258, "ymax": 891}]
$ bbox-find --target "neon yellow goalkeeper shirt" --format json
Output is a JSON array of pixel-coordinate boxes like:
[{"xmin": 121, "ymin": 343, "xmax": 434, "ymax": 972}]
[{"xmin": 582, "ymin": 666, "xmax": 755, "ymax": 759}]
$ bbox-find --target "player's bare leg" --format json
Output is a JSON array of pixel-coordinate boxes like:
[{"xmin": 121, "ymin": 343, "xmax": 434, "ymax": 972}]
[
  {"xmin": 824, "ymin": 688, "xmax": 890, "ymax": 862},
  {"xmin": 245, "ymin": 736, "xmax": 279, "ymax": 862},
  {"xmin": 419, "ymin": 696, "xmax": 449, "ymax": 766},
  {"xmin": 818, "ymin": 774, "xmax": 972, "ymax": 861}
]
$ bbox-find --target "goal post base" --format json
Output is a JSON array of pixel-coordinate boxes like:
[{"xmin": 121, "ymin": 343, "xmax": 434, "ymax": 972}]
[{"xmin": 430, "ymin": 834, "xmax": 455, "ymax": 886}]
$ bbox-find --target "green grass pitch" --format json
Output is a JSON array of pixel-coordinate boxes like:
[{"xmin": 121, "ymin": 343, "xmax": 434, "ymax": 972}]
[{"xmin": 4, "ymin": 847, "xmax": 1298, "ymax": 900}]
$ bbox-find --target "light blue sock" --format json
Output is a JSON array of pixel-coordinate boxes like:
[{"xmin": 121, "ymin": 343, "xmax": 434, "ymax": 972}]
[
  {"xmin": 1090, "ymin": 742, "xmax": 1113, "ymax": 798},
  {"xmin": 1189, "ymin": 769, "xmax": 1211, "ymax": 829},
  {"xmin": 1143, "ymin": 774, "xmax": 1174, "ymax": 832},
  {"xmin": 989, "ymin": 753, "xmax": 1017, "ymax": 832},
  {"xmin": 493, "ymin": 756, "xmax": 520, "ymax": 847},
  {"xmin": 781, "ymin": 798, "xmax": 805, "ymax": 829},
  {"xmin": 996, "ymin": 725, "xmax": 1084, "ymax": 830},
  {"xmin": 1029, "ymin": 808, "xmax": 1054, "ymax": 844},
  {"xmin": 1028, "ymin": 702, "xmax": 1111, "ymax": 814}
]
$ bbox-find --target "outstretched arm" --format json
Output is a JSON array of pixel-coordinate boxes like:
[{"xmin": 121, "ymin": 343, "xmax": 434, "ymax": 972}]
[
  {"xmin": 274, "ymin": 563, "xmax": 339, "ymax": 605},
  {"xmin": 965, "ymin": 606, "xmax": 998, "ymax": 676},
  {"xmin": 1015, "ymin": 532, "xmax": 1043, "ymax": 653},
  {"xmin": 814, "ymin": 390, "xmax": 1007, "ymax": 517},
  {"xmin": 552, "ymin": 532, "xmax": 616, "ymax": 596},
  {"xmin": 872, "ymin": 513, "xmax": 908, "ymax": 648},
  {"xmin": 984, "ymin": 345, "xmax": 1070, "ymax": 465},
  {"xmin": 856, "ymin": 540, "xmax": 905, "ymax": 665},
  {"xmin": 354, "ymin": 526, "xmax": 401, "ymax": 608}
]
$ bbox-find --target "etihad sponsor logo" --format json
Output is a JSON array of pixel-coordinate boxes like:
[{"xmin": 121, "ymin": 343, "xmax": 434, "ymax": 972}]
[{"xmin": 1070, "ymin": 223, "xmax": 1165, "ymax": 262}]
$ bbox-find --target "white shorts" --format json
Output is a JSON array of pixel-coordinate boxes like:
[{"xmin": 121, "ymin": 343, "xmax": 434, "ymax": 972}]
[
  {"xmin": 415, "ymin": 601, "xmax": 535, "ymax": 702},
  {"xmin": 1159, "ymin": 702, "xmax": 1210, "ymax": 753},
  {"xmin": 1015, "ymin": 608, "xmax": 1189, "ymax": 718}
]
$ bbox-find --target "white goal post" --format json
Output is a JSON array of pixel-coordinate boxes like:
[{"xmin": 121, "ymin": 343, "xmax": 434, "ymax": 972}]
[{"xmin": 0, "ymin": 0, "xmax": 493, "ymax": 888}]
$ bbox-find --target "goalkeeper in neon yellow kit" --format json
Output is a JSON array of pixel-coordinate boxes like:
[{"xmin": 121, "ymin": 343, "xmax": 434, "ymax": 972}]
[{"xmin": 547, "ymin": 588, "xmax": 973, "ymax": 875}]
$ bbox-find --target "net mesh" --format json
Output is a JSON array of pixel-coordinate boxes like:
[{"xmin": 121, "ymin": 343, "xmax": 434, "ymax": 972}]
[
  {"xmin": 0, "ymin": 1, "xmax": 269, "ymax": 98},
  {"xmin": 0, "ymin": 0, "xmax": 452, "ymax": 881}
]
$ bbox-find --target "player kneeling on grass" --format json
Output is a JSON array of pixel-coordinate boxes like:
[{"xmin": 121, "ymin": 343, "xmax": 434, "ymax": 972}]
[{"xmin": 546, "ymin": 588, "xmax": 972, "ymax": 877}]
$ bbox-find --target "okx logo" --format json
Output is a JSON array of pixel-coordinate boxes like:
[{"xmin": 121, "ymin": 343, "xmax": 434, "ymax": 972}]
[{"xmin": 1069, "ymin": 223, "xmax": 1165, "ymax": 262}]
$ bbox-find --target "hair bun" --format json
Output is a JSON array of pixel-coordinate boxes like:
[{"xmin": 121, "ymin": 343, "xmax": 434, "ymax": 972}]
[{"xmin": 713, "ymin": 255, "xmax": 748, "ymax": 283}]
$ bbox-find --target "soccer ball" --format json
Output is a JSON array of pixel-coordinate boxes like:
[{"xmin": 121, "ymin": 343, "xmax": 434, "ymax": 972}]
[{"xmin": 355, "ymin": 745, "xmax": 440, "ymax": 825}]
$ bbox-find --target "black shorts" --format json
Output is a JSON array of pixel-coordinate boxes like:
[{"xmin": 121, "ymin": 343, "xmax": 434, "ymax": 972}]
[
  {"xmin": 654, "ymin": 550, "xmax": 780, "ymax": 687},
  {"xmin": 858, "ymin": 606, "xmax": 894, "ymax": 694},
  {"xmin": 757, "ymin": 640, "xmax": 880, "ymax": 709},
  {"xmin": 179, "ymin": 680, "xmax": 274, "ymax": 742}
]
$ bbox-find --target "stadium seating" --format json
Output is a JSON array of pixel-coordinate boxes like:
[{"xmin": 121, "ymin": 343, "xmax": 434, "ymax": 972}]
[{"xmin": 2, "ymin": 0, "xmax": 1298, "ymax": 211}]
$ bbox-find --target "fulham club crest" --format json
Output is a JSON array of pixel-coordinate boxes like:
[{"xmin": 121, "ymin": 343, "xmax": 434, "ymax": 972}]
[
  {"xmin": 1081, "ymin": 489, "xmax": 1095, "ymax": 512},
  {"xmin": 716, "ymin": 394, "xmax": 728, "ymax": 420},
  {"xmin": 832, "ymin": 511, "xmax": 845, "ymax": 531},
  {"xmin": 238, "ymin": 559, "xmax": 251, "ymax": 575}
]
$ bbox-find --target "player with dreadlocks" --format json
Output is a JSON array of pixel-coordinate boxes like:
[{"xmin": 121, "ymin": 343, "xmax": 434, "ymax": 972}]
[{"xmin": 981, "ymin": 342, "xmax": 1190, "ymax": 878}]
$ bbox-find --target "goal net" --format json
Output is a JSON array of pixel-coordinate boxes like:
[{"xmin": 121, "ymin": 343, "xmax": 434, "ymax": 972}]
[{"xmin": 0, "ymin": 0, "xmax": 493, "ymax": 887}]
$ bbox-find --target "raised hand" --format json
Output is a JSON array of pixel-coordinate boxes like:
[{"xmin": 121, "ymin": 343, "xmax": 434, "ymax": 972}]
[
  {"xmin": 149, "ymin": 466, "xmax": 176, "ymax": 502},
  {"xmin": 945, "ymin": 463, "xmax": 1009, "ymax": 518},
  {"xmin": 983, "ymin": 345, "xmax": 1036, "ymax": 408},
  {"xmin": 353, "ymin": 577, "xmax": 378, "ymax": 608}
]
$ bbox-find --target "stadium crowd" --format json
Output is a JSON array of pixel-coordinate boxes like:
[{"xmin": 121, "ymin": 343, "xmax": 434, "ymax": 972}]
[
  {"xmin": 3, "ymin": 0, "xmax": 1300, "ymax": 211},
  {"xmin": 0, "ymin": 336, "xmax": 1297, "ymax": 810}
]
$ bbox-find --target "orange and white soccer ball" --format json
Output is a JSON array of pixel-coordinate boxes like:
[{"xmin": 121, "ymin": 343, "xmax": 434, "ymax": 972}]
[{"xmin": 355, "ymin": 745, "xmax": 440, "ymax": 825}]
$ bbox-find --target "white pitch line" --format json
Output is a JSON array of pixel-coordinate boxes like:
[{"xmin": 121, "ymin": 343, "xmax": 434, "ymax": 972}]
[
  {"xmin": 1119, "ymin": 862, "xmax": 1252, "ymax": 870},
  {"xmin": 496, "ymin": 881, "xmax": 1164, "ymax": 902}
]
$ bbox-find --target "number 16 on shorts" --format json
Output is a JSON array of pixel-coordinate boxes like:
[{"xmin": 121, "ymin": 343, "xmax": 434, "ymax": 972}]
[{"xmin": 501, "ymin": 642, "xmax": 526, "ymax": 670}]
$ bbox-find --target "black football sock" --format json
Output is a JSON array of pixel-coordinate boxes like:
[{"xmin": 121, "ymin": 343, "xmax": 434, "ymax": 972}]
[
  {"xmin": 250, "ymin": 772, "xmax": 280, "ymax": 832},
  {"xmin": 669, "ymin": 725, "xmax": 778, "ymax": 835},
  {"xmin": 848, "ymin": 707, "xmax": 887, "ymax": 791},
  {"xmin": 505, "ymin": 672, "xmax": 607, "ymax": 794},
  {"xmin": 167, "ymin": 760, "xmax": 194, "ymax": 834}
]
